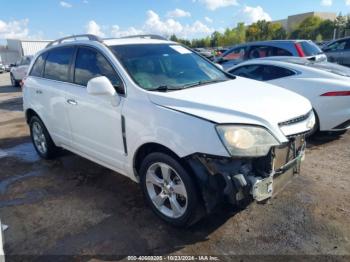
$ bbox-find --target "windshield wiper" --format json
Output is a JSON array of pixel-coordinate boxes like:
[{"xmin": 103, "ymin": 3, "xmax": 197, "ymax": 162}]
[
  {"xmin": 149, "ymin": 79, "xmax": 229, "ymax": 92},
  {"xmin": 182, "ymin": 79, "xmax": 227, "ymax": 89},
  {"xmin": 148, "ymin": 85, "xmax": 183, "ymax": 92}
]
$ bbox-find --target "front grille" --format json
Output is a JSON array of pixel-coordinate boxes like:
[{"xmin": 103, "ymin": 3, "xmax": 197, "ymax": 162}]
[{"xmin": 278, "ymin": 110, "xmax": 312, "ymax": 127}]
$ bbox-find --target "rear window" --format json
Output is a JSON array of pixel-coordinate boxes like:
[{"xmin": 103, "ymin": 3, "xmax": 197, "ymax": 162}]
[
  {"xmin": 299, "ymin": 41, "xmax": 323, "ymax": 56},
  {"xmin": 305, "ymin": 62, "xmax": 350, "ymax": 77},
  {"xmin": 30, "ymin": 54, "xmax": 46, "ymax": 77}
]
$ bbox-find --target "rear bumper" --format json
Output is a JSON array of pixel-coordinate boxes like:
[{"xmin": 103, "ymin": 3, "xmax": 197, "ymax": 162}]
[{"xmin": 185, "ymin": 136, "xmax": 306, "ymax": 213}]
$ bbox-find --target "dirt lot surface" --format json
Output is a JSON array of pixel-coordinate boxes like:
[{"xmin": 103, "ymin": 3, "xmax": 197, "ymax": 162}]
[{"xmin": 0, "ymin": 72, "xmax": 349, "ymax": 261}]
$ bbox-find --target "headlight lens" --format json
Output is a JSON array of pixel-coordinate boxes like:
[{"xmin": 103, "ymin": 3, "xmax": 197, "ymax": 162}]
[{"xmin": 216, "ymin": 125, "xmax": 280, "ymax": 157}]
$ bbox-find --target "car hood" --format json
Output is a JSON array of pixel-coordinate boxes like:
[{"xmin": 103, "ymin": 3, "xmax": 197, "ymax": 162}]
[{"xmin": 147, "ymin": 77, "xmax": 312, "ymax": 142}]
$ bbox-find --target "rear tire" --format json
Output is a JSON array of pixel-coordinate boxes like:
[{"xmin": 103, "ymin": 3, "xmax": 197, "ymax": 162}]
[
  {"xmin": 29, "ymin": 116, "xmax": 58, "ymax": 159},
  {"xmin": 139, "ymin": 152, "xmax": 201, "ymax": 227}
]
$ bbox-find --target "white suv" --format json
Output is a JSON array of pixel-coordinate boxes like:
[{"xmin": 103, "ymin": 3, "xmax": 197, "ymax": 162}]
[
  {"xmin": 23, "ymin": 34, "xmax": 315, "ymax": 226},
  {"xmin": 10, "ymin": 55, "xmax": 33, "ymax": 87}
]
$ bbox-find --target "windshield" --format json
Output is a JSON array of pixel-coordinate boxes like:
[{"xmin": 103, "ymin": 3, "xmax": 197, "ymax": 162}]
[{"xmin": 111, "ymin": 44, "xmax": 230, "ymax": 91}]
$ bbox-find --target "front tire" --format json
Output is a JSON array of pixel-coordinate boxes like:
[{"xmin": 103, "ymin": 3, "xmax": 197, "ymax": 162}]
[
  {"xmin": 140, "ymin": 152, "xmax": 201, "ymax": 227},
  {"xmin": 29, "ymin": 116, "xmax": 58, "ymax": 159}
]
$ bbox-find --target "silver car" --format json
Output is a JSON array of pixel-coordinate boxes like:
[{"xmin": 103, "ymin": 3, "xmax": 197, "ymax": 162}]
[
  {"xmin": 322, "ymin": 37, "xmax": 350, "ymax": 67},
  {"xmin": 215, "ymin": 40, "xmax": 327, "ymax": 70},
  {"xmin": 0, "ymin": 64, "xmax": 5, "ymax": 74}
]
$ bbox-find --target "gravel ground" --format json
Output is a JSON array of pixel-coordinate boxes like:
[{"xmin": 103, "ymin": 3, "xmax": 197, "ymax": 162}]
[{"xmin": 0, "ymin": 72, "xmax": 349, "ymax": 261}]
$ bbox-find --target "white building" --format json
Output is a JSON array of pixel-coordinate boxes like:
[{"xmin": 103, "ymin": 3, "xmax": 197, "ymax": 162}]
[{"xmin": 0, "ymin": 39, "xmax": 51, "ymax": 65}]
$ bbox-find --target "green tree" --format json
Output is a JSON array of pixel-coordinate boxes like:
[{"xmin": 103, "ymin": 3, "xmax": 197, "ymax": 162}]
[
  {"xmin": 318, "ymin": 19, "xmax": 335, "ymax": 40},
  {"xmin": 235, "ymin": 22, "xmax": 246, "ymax": 43},
  {"xmin": 269, "ymin": 23, "xmax": 287, "ymax": 40},
  {"xmin": 210, "ymin": 31, "xmax": 223, "ymax": 47},
  {"xmin": 335, "ymin": 13, "xmax": 347, "ymax": 38},
  {"xmin": 169, "ymin": 34, "xmax": 178, "ymax": 42},
  {"xmin": 290, "ymin": 16, "xmax": 323, "ymax": 40}
]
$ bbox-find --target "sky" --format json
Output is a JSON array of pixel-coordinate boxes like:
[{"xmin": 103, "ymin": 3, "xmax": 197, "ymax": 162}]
[{"xmin": 0, "ymin": 0, "xmax": 350, "ymax": 41}]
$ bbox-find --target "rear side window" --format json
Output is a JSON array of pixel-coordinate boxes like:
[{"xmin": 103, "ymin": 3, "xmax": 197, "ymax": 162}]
[
  {"xmin": 262, "ymin": 65, "xmax": 295, "ymax": 80},
  {"xmin": 30, "ymin": 53, "xmax": 46, "ymax": 77},
  {"xmin": 74, "ymin": 47, "xmax": 122, "ymax": 87},
  {"xmin": 44, "ymin": 47, "xmax": 75, "ymax": 82},
  {"xmin": 223, "ymin": 47, "xmax": 246, "ymax": 61},
  {"xmin": 230, "ymin": 65, "xmax": 264, "ymax": 80},
  {"xmin": 325, "ymin": 40, "xmax": 348, "ymax": 51},
  {"xmin": 230, "ymin": 65, "xmax": 295, "ymax": 81},
  {"xmin": 248, "ymin": 46, "xmax": 292, "ymax": 59},
  {"xmin": 299, "ymin": 41, "xmax": 323, "ymax": 56}
]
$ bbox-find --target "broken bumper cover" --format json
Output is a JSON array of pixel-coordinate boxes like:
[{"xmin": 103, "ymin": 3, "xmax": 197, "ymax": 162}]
[
  {"xmin": 248, "ymin": 141, "xmax": 306, "ymax": 202},
  {"xmin": 185, "ymin": 136, "xmax": 306, "ymax": 213}
]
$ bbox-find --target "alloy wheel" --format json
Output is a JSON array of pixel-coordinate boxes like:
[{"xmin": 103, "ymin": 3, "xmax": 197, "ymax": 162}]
[
  {"xmin": 32, "ymin": 121, "xmax": 47, "ymax": 155},
  {"xmin": 145, "ymin": 162, "xmax": 188, "ymax": 218}
]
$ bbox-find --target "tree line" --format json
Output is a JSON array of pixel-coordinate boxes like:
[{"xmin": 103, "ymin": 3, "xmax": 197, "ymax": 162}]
[{"xmin": 170, "ymin": 13, "xmax": 350, "ymax": 48}]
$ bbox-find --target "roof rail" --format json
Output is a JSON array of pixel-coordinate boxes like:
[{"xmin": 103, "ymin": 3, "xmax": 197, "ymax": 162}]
[
  {"xmin": 118, "ymin": 34, "xmax": 167, "ymax": 40},
  {"xmin": 46, "ymin": 34, "xmax": 102, "ymax": 47}
]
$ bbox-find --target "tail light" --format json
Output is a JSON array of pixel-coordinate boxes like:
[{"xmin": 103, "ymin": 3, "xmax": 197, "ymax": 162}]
[
  {"xmin": 20, "ymin": 76, "xmax": 27, "ymax": 88},
  {"xmin": 295, "ymin": 43, "xmax": 305, "ymax": 57},
  {"xmin": 321, "ymin": 91, "xmax": 350, "ymax": 96}
]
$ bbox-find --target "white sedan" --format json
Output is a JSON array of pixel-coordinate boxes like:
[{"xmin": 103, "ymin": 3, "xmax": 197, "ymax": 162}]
[{"xmin": 227, "ymin": 57, "xmax": 350, "ymax": 134}]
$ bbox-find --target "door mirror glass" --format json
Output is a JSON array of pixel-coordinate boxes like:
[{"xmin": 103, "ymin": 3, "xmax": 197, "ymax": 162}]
[{"xmin": 87, "ymin": 76, "xmax": 117, "ymax": 96}]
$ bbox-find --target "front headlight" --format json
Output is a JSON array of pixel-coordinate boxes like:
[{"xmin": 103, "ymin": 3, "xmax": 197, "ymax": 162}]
[{"xmin": 216, "ymin": 125, "xmax": 280, "ymax": 157}]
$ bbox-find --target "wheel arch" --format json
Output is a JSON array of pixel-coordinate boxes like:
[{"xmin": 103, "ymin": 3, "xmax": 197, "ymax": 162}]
[
  {"xmin": 133, "ymin": 143, "xmax": 183, "ymax": 179},
  {"xmin": 25, "ymin": 108, "xmax": 40, "ymax": 124}
]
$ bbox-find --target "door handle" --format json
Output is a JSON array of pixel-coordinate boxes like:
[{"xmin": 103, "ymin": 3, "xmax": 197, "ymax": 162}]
[
  {"xmin": 35, "ymin": 90, "xmax": 43, "ymax": 94},
  {"xmin": 67, "ymin": 99, "xmax": 78, "ymax": 105}
]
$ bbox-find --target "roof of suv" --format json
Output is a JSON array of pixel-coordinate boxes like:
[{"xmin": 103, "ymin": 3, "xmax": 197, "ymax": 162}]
[
  {"xmin": 45, "ymin": 34, "xmax": 175, "ymax": 49},
  {"xmin": 103, "ymin": 38, "xmax": 174, "ymax": 46}
]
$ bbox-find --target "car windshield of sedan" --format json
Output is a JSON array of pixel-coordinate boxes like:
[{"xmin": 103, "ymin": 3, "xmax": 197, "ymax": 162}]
[{"xmin": 111, "ymin": 44, "xmax": 231, "ymax": 91}]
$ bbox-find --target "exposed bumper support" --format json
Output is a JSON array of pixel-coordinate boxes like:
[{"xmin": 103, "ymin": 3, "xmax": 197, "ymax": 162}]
[{"xmin": 185, "ymin": 136, "xmax": 306, "ymax": 213}]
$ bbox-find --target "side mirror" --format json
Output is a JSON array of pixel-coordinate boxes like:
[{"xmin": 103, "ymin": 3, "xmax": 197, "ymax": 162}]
[{"xmin": 87, "ymin": 76, "xmax": 120, "ymax": 106}]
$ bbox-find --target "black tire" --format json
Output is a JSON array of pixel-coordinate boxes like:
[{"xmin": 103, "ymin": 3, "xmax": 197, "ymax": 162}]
[
  {"xmin": 325, "ymin": 130, "xmax": 347, "ymax": 136},
  {"xmin": 10, "ymin": 73, "xmax": 19, "ymax": 87},
  {"xmin": 29, "ymin": 115, "xmax": 58, "ymax": 159},
  {"xmin": 139, "ymin": 152, "xmax": 201, "ymax": 227}
]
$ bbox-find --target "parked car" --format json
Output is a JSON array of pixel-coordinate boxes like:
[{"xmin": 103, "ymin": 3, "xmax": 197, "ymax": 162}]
[
  {"xmin": 322, "ymin": 37, "xmax": 350, "ymax": 67},
  {"xmin": 4, "ymin": 64, "xmax": 11, "ymax": 72},
  {"xmin": 227, "ymin": 57, "xmax": 350, "ymax": 135},
  {"xmin": 23, "ymin": 34, "xmax": 315, "ymax": 226},
  {"xmin": 193, "ymin": 48, "xmax": 214, "ymax": 60},
  {"xmin": 215, "ymin": 40, "xmax": 327, "ymax": 70},
  {"xmin": 0, "ymin": 64, "xmax": 4, "ymax": 74},
  {"xmin": 10, "ymin": 55, "xmax": 33, "ymax": 87}
]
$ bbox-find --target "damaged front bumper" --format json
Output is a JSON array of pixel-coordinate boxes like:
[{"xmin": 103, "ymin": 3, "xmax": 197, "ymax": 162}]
[{"xmin": 185, "ymin": 136, "xmax": 306, "ymax": 213}]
